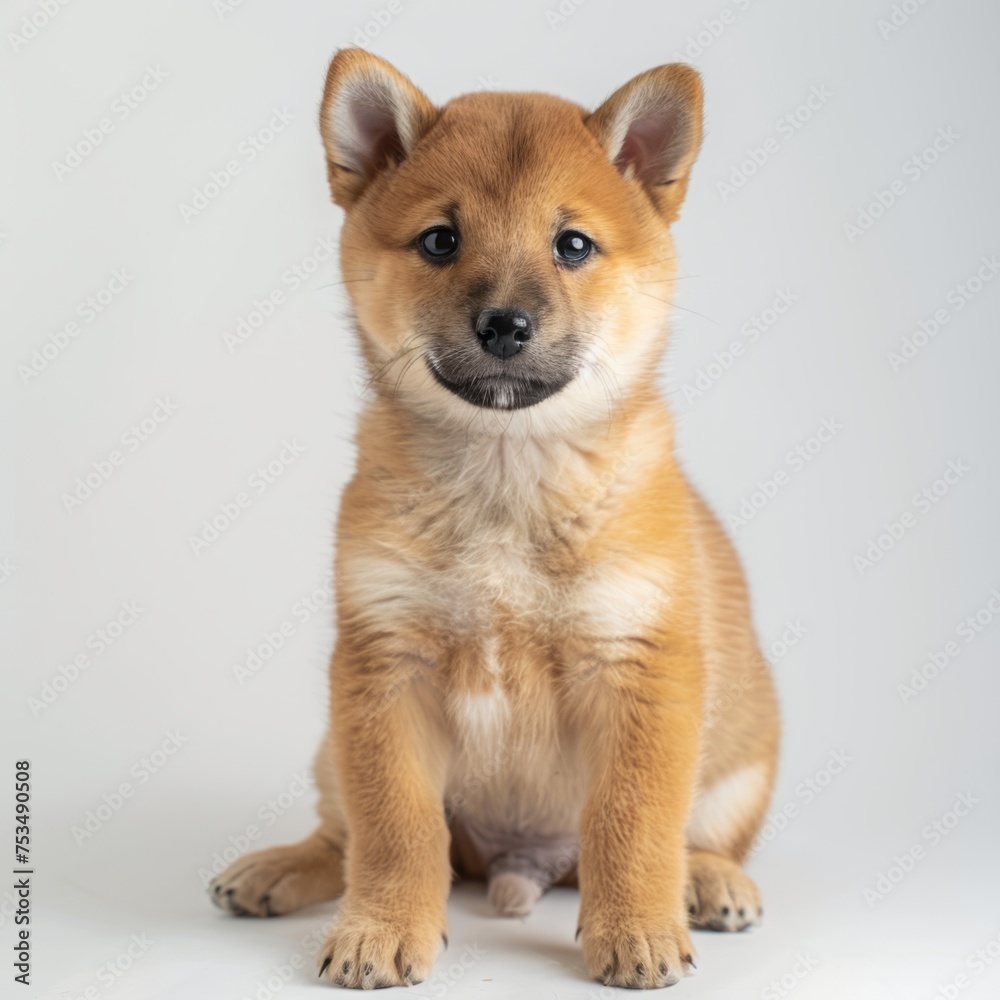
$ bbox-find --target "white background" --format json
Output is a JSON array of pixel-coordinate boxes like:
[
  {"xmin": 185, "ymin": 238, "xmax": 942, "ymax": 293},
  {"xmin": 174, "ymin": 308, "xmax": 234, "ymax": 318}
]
[{"xmin": 3, "ymin": 0, "xmax": 1000, "ymax": 997}]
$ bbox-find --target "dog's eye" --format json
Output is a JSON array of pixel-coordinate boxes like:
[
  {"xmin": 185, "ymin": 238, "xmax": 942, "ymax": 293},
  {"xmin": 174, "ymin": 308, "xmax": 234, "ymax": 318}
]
[
  {"xmin": 417, "ymin": 227, "xmax": 459, "ymax": 261},
  {"xmin": 554, "ymin": 230, "xmax": 593, "ymax": 264}
]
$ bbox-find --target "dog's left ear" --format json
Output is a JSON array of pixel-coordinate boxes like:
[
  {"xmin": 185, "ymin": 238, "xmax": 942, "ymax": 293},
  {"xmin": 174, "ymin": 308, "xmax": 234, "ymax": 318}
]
[{"xmin": 586, "ymin": 64, "xmax": 703, "ymax": 220}]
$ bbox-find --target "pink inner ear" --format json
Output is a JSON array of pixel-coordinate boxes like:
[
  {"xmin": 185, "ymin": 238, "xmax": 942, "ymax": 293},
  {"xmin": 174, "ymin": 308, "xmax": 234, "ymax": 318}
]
[
  {"xmin": 351, "ymin": 98, "xmax": 404, "ymax": 175},
  {"xmin": 615, "ymin": 114, "xmax": 683, "ymax": 186}
]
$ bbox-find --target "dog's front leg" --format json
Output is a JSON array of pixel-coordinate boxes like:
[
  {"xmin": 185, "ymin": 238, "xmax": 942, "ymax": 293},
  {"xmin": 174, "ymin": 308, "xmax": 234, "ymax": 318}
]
[
  {"xmin": 575, "ymin": 635, "xmax": 700, "ymax": 989},
  {"xmin": 318, "ymin": 642, "xmax": 450, "ymax": 990}
]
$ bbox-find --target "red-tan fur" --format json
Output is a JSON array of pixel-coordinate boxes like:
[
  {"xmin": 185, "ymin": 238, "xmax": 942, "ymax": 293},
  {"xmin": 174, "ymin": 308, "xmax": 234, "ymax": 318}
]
[{"xmin": 211, "ymin": 49, "xmax": 779, "ymax": 990}]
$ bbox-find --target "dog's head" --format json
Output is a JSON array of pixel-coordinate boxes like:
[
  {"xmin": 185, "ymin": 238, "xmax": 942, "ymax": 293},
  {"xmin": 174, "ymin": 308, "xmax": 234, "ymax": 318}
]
[{"xmin": 320, "ymin": 49, "xmax": 702, "ymax": 431}]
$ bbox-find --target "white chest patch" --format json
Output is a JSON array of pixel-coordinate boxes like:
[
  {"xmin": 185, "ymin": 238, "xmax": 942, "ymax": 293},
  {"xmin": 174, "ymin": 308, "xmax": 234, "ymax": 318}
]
[{"xmin": 448, "ymin": 686, "xmax": 510, "ymax": 751}]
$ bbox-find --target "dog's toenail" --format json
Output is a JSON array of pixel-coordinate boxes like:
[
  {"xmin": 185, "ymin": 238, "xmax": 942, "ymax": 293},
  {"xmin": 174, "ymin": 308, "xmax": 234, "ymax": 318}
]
[
  {"xmin": 342, "ymin": 961, "xmax": 350, "ymax": 974},
  {"xmin": 319, "ymin": 957, "xmax": 331, "ymax": 978},
  {"xmin": 636, "ymin": 963, "xmax": 644, "ymax": 976},
  {"xmin": 363, "ymin": 962, "xmax": 374, "ymax": 975},
  {"xmin": 688, "ymin": 903, "xmax": 697, "ymax": 914},
  {"xmin": 738, "ymin": 907, "xmax": 745, "ymax": 917},
  {"xmin": 721, "ymin": 906, "xmax": 730, "ymax": 916},
  {"xmin": 685, "ymin": 954, "xmax": 696, "ymax": 969},
  {"xmin": 659, "ymin": 962, "xmax": 669, "ymax": 976}
]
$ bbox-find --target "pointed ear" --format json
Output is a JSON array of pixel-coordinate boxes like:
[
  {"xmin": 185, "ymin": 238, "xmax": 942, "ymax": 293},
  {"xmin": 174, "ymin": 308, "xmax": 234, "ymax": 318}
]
[
  {"xmin": 319, "ymin": 48, "xmax": 438, "ymax": 207},
  {"xmin": 586, "ymin": 64, "xmax": 703, "ymax": 219}
]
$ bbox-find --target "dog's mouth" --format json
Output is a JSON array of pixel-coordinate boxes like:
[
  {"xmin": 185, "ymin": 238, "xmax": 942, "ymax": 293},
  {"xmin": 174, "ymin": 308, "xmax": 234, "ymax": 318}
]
[{"xmin": 426, "ymin": 356, "xmax": 573, "ymax": 410}]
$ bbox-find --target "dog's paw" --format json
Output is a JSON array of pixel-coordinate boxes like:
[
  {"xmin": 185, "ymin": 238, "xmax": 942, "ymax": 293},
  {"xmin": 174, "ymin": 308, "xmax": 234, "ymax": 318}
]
[
  {"xmin": 209, "ymin": 835, "xmax": 344, "ymax": 917},
  {"xmin": 686, "ymin": 850, "xmax": 761, "ymax": 931},
  {"xmin": 317, "ymin": 909, "xmax": 443, "ymax": 989},
  {"xmin": 580, "ymin": 917, "xmax": 695, "ymax": 989}
]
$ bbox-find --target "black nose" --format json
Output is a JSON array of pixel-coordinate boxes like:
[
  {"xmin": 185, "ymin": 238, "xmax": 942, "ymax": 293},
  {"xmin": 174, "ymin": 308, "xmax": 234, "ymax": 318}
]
[{"xmin": 475, "ymin": 308, "xmax": 533, "ymax": 360}]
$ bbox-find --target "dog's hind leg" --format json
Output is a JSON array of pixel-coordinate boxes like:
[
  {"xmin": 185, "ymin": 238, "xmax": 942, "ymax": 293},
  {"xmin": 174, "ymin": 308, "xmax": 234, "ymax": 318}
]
[
  {"xmin": 210, "ymin": 827, "xmax": 345, "ymax": 917},
  {"xmin": 211, "ymin": 728, "xmax": 347, "ymax": 917},
  {"xmin": 685, "ymin": 760, "xmax": 773, "ymax": 931},
  {"xmin": 684, "ymin": 849, "xmax": 762, "ymax": 931}
]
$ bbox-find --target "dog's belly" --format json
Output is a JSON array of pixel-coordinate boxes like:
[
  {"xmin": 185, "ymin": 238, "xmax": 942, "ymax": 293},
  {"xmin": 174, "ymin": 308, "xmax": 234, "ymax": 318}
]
[{"xmin": 444, "ymin": 686, "xmax": 585, "ymax": 883}]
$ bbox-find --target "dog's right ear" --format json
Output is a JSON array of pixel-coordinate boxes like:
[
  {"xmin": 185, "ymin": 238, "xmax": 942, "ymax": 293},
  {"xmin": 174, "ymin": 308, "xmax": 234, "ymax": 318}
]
[{"xmin": 319, "ymin": 49, "xmax": 438, "ymax": 208}]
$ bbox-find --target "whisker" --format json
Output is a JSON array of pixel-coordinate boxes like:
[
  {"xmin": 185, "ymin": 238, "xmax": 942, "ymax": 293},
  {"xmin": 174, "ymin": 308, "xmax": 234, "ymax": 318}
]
[
  {"xmin": 636, "ymin": 290, "xmax": 717, "ymax": 325},
  {"xmin": 636, "ymin": 256, "xmax": 677, "ymax": 267},
  {"xmin": 312, "ymin": 277, "xmax": 376, "ymax": 290},
  {"xmin": 635, "ymin": 274, "xmax": 698, "ymax": 284},
  {"xmin": 363, "ymin": 334, "xmax": 425, "ymax": 394},
  {"xmin": 391, "ymin": 349, "xmax": 426, "ymax": 400}
]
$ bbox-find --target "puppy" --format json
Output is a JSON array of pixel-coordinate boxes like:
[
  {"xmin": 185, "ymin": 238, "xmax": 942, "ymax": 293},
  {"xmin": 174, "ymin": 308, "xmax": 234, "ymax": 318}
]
[{"xmin": 211, "ymin": 49, "xmax": 780, "ymax": 991}]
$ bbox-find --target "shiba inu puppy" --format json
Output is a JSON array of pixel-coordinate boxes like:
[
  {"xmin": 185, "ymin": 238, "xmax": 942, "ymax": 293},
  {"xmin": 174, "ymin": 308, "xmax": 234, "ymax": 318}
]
[{"xmin": 211, "ymin": 48, "xmax": 780, "ymax": 990}]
